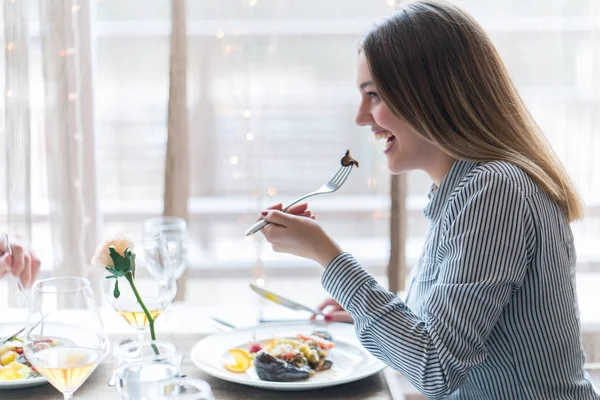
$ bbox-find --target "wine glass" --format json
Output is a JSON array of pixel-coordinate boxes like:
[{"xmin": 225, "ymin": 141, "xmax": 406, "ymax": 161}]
[
  {"xmin": 102, "ymin": 233, "xmax": 177, "ymax": 344},
  {"xmin": 24, "ymin": 277, "xmax": 110, "ymax": 400},
  {"xmin": 152, "ymin": 378, "xmax": 215, "ymax": 400},
  {"xmin": 143, "ymin": 217, "xmax": 188, "ymax": 281}
]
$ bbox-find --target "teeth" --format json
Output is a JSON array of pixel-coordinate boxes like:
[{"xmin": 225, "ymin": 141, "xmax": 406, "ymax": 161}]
[
  {"xmin": 374, "ymin": 131, "xmax": 393, "ymax": 141},
  {"xmin": 385, "ymin": 138, "xmax": 394, "ymax": 150}
]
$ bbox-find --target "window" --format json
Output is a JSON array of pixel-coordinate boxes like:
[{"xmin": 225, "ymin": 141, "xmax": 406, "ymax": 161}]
[{"xmin": 1, "ymin": 0, "xmax": 598, "ymax": 294}]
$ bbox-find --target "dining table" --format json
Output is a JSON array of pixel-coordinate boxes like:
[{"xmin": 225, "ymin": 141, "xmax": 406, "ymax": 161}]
[{"xmin": 1, "ymin": 303, "xmax": 396, "ymax": 400}]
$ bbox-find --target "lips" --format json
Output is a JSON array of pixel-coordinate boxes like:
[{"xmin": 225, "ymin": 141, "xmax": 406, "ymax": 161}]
[{"xmin": 373, "ymin": 130, "xmax": 396, "ymax": 152}]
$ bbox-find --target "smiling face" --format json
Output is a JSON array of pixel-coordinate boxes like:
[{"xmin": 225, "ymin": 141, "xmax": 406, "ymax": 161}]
[{"xmin": 355, "ymin": 52, "xmax": 442, "ymax": 175}]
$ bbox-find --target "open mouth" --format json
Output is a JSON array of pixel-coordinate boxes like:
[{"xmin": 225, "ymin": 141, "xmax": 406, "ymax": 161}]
[{"xmin": 374, "ymin": 131, "xmax": 396, "ymax": 152}]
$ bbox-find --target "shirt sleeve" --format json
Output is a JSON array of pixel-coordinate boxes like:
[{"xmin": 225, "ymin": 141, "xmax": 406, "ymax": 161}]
[{"xmin": 322, "ymin": 172, "xmax": 532, "ymax": 400}]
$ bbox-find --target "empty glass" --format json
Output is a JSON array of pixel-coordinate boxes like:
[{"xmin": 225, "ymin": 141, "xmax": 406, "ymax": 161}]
[
  {"xmin": 152, "ymin": 378, "xmax": 215, "ymax": 400},
  {"xmin": 115, "ymin": 359, "xmax": 179, "ymax": 400},
  {"xmin": 109, "ymin": 340, "xmax": 181, "ymax": 387},
  {"xmin": 143, "ymin": 217, "xmax": 188, "ymax": 281}
]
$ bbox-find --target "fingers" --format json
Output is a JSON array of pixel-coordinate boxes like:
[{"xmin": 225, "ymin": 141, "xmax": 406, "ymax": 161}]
[
  {"xmin": 268, "ymin": 203, "xmax": 283, "ymax": 211},
  {"xmin": 286, "ymin": 203, "xmax": 308, "ymax": 214},
  {"xmin": 27, "ymin": 248, "xmax": 41, "ymax": 288},
  {"xmin": 0, "ymin": 235, "xmax": 8, "ymax": 254},
  {"xmin": 0, "ymin": 254, "xmax": 10, "ymax": 278},
  {"xmin": 316, "ymin": 297, "xmax": 341, "ymax": 312},
  {"xmin": 327, "ymin": 311, "xmax": 354, "ymax": 323},
  {"xmin": 255, "ymin": 203, "xmax": 283, "ymax": 222},
  {"xmin": 263, "ymin": 210, "xmax": 297, "ymax": 227},
  {"xmin": 9, "ymin": 242, "xmax": 27, "ymax": 279},
  {"xmin": 256, "ymin": 203, "xmax": 313, "ymax": 223}
]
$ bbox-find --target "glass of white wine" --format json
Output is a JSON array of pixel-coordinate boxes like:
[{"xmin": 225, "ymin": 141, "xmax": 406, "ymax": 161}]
[
  {"xmin": 24, "ymin": 277, "xmax": 110, "ymax": 400},
  {"xmin": 102, "ymin": 233, "xmax": 177, "ymax": 344}
]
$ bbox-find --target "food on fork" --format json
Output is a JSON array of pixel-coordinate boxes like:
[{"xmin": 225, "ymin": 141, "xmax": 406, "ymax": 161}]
[{"xmin": 341, "ymin": 149, "xmax": 359, "ymax": 168}]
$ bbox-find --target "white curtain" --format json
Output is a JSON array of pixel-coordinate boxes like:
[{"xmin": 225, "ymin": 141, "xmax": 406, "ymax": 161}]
[
  {"xmin": 3, "ymin": 0, "xmax": 31, "ymax": 307},
  {"xmin": 39, "ymin": 0, "xmax": 98, "ymax": 282}
]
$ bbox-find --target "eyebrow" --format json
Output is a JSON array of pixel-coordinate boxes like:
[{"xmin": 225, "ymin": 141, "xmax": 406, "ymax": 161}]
[{"xmin": 359, "ymin": 81, "xmax": 375, "ymax": 90}]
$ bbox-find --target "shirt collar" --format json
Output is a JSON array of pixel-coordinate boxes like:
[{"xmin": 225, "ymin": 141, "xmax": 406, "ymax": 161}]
[{"xmin": 423, "ymin": 160, "xmax": 479, "ymax": 221}]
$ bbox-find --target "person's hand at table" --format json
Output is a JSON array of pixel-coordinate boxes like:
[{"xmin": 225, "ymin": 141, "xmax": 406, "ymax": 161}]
[
  {"xmin": 311, "ymin": 297, "xmax": 354, "ymax": 323},
  {"xmin": 0, "ymin": 233, "xmax": 41, "ymax": 288}
]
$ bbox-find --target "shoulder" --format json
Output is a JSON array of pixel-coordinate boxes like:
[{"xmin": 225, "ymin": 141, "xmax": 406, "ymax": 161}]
[
  {"xmin": 446, "ymin": 161, "xmax": 541, "ymax": 219},
  {"xmin": 454, "ymin": 161, "xmax": 539, "ymax": 200}
]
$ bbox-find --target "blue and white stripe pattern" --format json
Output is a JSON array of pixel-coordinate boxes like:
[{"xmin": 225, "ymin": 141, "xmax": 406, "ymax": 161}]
[{"xmin": 322, "ymin": 160, "xmax": 600, "ymax": 399}]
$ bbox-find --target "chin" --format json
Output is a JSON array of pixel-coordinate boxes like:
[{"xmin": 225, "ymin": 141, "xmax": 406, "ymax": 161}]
[
  {"xmin": 386, "ymin": 160, "xmax": 408, "ymax": 175},
  {"xmin": 386, "ymin": 153, "xmax": 416, "ymax": 175}
]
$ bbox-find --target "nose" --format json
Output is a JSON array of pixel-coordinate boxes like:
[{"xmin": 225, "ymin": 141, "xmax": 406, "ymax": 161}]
[{"xmin": 355, "ymin": 100, "xmax": 374, "ymax": 126}]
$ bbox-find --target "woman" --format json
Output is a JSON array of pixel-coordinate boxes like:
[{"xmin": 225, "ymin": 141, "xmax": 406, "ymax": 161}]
[{"xmin": 258, "ymin": 1, "xmax": 599, "ymax": 399}]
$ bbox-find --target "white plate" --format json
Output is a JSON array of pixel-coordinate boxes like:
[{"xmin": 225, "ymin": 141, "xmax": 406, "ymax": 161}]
[
  {"xmin": 0, "ymin": 377, "xmax": 47, "ymax": 390},
  {"xmin": 191, "ymin": 321, "xmax": 386, "ymax": 391},
  {"xmin": 0, "ymin": 324, "xmax": 48, "ymax": 390}
]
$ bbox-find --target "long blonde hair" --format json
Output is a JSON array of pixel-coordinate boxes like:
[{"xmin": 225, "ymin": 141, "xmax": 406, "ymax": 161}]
[{"xmin": 361, "ymin": 0, "xmax": 583, "ymax": 221}]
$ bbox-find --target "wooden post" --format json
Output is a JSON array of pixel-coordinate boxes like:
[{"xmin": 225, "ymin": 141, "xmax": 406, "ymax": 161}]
[
  {"xmin": 388, "ymin": 174, "xmax": 408, "ymax": 293},
  {"xmin": 164, "ymin": 0, "xmax": 189, "ymax": 301}
]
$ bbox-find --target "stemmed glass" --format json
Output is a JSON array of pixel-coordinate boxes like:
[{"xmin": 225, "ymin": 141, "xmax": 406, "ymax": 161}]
[
  {"xmin": 143, "ymin": 217, "xmax": 188, "ymax": 281},
  {"xmin": 102, "ymin": 233, "xmax": 177, "ymax": 344},
  {"xmin": 23, "ymin": 277, "xmax": 110, "ymax": 400}
]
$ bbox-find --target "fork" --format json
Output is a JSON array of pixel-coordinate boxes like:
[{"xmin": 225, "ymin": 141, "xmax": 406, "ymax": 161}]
[{"xmin": 245, "ymin": 163, "xmax": 354, "ymax": 236}]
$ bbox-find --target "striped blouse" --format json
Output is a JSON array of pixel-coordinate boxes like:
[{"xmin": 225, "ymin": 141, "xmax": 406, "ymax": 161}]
[{"xmin": 322, "ymin": 160, "xmax": 600, "ymax": 399}]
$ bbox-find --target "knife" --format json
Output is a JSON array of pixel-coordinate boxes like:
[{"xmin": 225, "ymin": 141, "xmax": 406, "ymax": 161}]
[{"xmin": 249, "ymin": 283, "xmax": 324, "ymax": 316}]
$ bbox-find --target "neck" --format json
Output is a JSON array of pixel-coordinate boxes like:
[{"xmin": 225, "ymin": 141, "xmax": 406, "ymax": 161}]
[{"xmin": 424, "ymin": 153, "xmax": 456, "ymax": 187}]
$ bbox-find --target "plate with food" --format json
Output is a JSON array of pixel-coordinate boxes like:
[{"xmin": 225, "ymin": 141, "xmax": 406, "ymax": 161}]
[
  {"xmin": 0, "ymin": 325, "xmax": 47, "ymax": 389},
  {"xmin": 191, "ymin": 321, "xmax": 386, "ymax": 391}
]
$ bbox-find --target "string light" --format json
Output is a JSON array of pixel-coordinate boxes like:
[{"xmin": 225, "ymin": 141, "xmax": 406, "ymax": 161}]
[
  {"xmin": 243, "ymin": 110, "xmax": 252, "ymax": 118},
  {"xmin": 6, "ymin": 43, "xmax": 14, "ymax": 51},
  {"xmin": 60, "ymin": 48, "xmax": 76, "ymax": 56},
  {"xmin": 255, "ymin": 277, "xmax": 265, "ymax": 286},
  {"xmin": 71, "ymin": 5, "xmax": 81, "ymax": 13},
  {"xmin": 68, "ymin": 92, "xmax": 78, "ymax": 101},
  {"xmin": 230, "ymin": 156, "xmax": 239, "ymax": 165},
  {"xmin": 216, "ymin": 30, "xmax": 224, "ymax": 39},
  {"xmin": 246, "ymin": 132, "xmax": 254, "ymax": 141},
  {"xmin": 267, "ymin": 187, "xmax": 277, "ymax": 197},
  {"xmin": 6, "ymin": 89, "xmax": 13, "ymax": 98},
  {"xmin": 225, "ymin": 45, "xmax": 234, "ymax": 54},
  {"xmin": 249, "ymin": 0, "xmax": 258, "ymax": 6}
]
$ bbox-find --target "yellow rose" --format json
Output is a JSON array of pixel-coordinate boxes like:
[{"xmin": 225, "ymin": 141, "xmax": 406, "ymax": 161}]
[{"xmin": 91, "ymin": 233, "xmax": 134, "ymax": 269}]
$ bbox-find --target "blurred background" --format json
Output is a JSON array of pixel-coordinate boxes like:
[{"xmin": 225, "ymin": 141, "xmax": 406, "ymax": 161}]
[{"xmin": 0, "ymin": 0, "xmax": 598, "ymax": 316}]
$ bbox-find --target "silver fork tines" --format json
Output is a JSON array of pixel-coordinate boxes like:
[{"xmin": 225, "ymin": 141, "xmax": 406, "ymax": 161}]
[{"xmin": 245, "ymin": 164, "xmax": 353, "ymax": 236}]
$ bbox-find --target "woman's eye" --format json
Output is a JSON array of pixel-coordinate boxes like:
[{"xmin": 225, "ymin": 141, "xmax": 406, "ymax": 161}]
[{"xmin": 367, "ymin": 92, "xmax": 379, "ymax": 99}]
